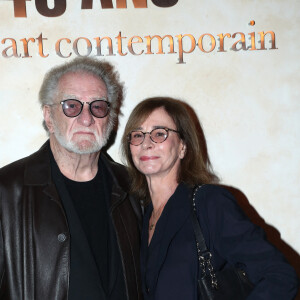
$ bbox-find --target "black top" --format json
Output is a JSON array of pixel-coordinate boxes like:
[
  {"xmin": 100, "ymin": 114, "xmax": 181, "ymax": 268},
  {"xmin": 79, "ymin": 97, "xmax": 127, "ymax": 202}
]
[
  {"xmin": 63, "ymin": 163, "xmax": 110, "ymax": 293},
  {"xmin": 51, "ymin": 152, "xmax": 127, "ymax": 300}
]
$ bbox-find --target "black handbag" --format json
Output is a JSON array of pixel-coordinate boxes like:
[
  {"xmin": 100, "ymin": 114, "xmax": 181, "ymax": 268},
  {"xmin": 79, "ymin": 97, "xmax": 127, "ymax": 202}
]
[{"xmin": 191, "ymin": 185, "xmax": 254, "ymax": 300}]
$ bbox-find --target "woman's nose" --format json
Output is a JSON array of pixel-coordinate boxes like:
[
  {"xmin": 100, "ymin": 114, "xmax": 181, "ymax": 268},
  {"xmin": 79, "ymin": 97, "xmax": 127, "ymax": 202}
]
[{"xmin": 142, "ymin": 133, "xmax": 153, "ymax": 149}]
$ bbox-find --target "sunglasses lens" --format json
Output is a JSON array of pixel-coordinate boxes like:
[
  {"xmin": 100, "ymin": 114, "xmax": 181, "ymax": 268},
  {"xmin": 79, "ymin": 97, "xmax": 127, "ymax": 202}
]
[
  {"xmin": 62, "ymin": 100, "xmax": 82, "ymax": 117},
  {"xmin": 90, "ymin": 100, "xmax": 110, "ymax": 118},
  {"xmin": 61, "ymin": 99, "xmax": 110, "ymax": 118}
]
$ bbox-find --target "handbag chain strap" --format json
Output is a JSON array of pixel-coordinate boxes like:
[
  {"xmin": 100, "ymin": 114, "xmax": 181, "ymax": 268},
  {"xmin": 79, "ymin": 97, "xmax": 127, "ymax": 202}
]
[{"xmin": 192, "ymin": 185, "xmax": 219, "ymax": 290}]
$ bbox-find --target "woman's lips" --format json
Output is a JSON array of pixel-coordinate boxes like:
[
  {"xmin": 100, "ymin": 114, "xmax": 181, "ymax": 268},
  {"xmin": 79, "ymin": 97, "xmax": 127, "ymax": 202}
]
[{"xmin": 140, "ymin": 156, "xmax": 159, "ymax": 161}]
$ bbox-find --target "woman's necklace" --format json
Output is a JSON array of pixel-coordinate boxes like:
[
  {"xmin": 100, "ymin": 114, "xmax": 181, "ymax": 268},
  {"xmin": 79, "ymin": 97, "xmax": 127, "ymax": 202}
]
[{"xmin": 149, "ymin": 203, "xmax": 166, "ymax": 231}]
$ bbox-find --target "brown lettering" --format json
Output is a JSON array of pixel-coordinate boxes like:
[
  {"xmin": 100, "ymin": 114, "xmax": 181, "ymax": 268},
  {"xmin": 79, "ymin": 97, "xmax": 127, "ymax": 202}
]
[
  {"xmin": 55, "ymin": 38, "xmax": 72, "ymax": 58},
  {"xmin": 128, "ymin": 36, "xmax": 144, "ymax": 55},
  {"xmin": 13, "ymin": 0, "xmax": 30, "ymax": 18},
  {"xmin": 1, "ymin": 38, "xmax": 20, "ymax": 57},
  {"xmin": 175, "ymin": 34, "xmax": 196, "ymax": 64},
  {"xmin": 20, "ymin": 37, "xmax": 35, "ymax": 57},
  {"xmin": 73, "ymin": 37, "xmax": 92, "ymax": 57},
  {"xmin": 115, "ymin": 32, "xmax": 127, "ymax": 56},
  {"xmin": 231, "ymin": 32, "xmax": 247, "ymax": 51},
  {"xmin": 35, "ymin": 0, "xmax": 66, "ymax": 17},
  {"xmin": 145, "ymin": 35, "xmax": 175, "ymax": 54},
  {"xmin": 258, "ymin": 31, "xmax": 277, "ymax": 50},
  {"xmin": 36, "ymin": 33, "xmax": 49, "ymax": 57},
  {"xmin": 151, "ymin": 0, "xmax": 178, "ymax": 8},
  {"xmin": 94, "ymin": 37, "xmax": 115, "ymax": 56},
  {"xmin": 217, "ymin": 33, "xmax": 231, "ymax": 52},
  {"xmin": 198, "ymin": 33, "xmax": 216, "ymax": 53}
]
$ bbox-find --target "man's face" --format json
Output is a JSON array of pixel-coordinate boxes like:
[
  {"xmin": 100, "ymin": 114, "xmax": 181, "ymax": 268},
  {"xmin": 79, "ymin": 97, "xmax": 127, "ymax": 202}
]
[{"xmin": 44, "ymin": 71, "xmax": 112, "ymax": 155}]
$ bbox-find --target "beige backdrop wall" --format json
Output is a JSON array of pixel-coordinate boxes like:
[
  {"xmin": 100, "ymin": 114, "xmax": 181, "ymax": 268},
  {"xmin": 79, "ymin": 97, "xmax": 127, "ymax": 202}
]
[{"xmin": 0, "ymin": 0, "xmax": 299, "ymax": 270}]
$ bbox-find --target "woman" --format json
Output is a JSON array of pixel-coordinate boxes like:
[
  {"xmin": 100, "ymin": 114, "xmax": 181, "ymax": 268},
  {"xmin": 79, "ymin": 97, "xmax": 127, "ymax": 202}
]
[{"xmin": 121, "ymin": 97, "xmax": 298, "ymax": 300}]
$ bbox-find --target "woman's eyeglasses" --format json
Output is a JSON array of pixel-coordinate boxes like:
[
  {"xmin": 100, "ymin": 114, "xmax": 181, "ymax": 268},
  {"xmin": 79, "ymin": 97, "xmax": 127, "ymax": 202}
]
[{"xmin": 128, "ymin": 128, "xmax": 180, "ymax": 146}]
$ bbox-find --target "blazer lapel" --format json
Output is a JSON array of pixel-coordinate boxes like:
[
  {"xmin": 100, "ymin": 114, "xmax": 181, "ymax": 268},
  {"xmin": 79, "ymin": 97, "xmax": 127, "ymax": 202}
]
[
  {"xmin": 140, "ymin": 203, "xmax": 152, "ymax": 286},
  {"xmin": 141, "ymin": 183, "xmax": 193, "ymax": 292}
]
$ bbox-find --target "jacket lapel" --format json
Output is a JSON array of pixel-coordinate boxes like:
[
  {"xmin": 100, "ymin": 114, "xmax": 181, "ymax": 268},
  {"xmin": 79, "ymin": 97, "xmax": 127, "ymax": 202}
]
[
  {"xmin": 101, "ymin": 155, "xmax": 127, "ymax": 295},
  {"xmin": 141, "ymin": 183, "xmax": 193, "ymax": 292},
  {"xmin": 24, "ymin": 141, "xmax": 105, "ymax": 297},
  {"xmin": 52, "ymin": 152, "xmax": 109, "ymax": 298}
]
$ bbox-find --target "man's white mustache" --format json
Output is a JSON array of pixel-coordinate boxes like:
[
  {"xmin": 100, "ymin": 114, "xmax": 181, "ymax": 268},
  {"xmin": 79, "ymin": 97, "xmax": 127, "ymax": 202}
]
[{"xmin": 72, "ymin": 130, "xmax": 97, "ymax": 135}]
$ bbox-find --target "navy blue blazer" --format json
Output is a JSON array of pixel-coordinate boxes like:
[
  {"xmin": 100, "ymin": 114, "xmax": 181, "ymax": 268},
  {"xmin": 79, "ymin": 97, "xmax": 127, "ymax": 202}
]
[{"xmin": 140, "ymin": 183, "xmax": 298, "ymax": 300}]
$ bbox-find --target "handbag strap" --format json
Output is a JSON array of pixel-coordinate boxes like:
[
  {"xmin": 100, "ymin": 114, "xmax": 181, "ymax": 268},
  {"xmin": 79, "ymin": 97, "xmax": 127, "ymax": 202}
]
[
  {"xmin": 191, "ymin": 185, "xmax": 218, "ymax": 289},
  {"xmin": 191, "ymin": 185, "xmax": 208, "ymax": 252}
]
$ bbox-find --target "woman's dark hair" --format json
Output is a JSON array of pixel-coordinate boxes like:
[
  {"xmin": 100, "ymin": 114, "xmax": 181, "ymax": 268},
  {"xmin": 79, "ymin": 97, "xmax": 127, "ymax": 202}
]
[{"xmin": 121, "ymin": 97, "xmax": 218, "ymax": 202}]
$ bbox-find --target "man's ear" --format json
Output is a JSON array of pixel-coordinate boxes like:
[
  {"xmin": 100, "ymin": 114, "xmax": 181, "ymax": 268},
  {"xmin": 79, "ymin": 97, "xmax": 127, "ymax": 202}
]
[{"xmin": 43, "ymin": 106, "xmax": 54, "ymax": 133}]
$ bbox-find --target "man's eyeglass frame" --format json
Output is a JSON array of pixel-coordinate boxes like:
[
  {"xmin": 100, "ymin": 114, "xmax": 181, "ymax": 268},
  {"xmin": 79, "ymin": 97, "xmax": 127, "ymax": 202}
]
[{"xmin": 57, "ymin": 99, "xmax": 110, "ymax": 118}]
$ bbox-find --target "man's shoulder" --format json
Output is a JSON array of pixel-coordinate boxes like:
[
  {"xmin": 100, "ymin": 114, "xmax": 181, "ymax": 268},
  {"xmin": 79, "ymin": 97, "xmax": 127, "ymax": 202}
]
[
  {"xmin": 101, "ymin": 152, "xmax": 130, "ymax": 189},
  {"xmin": 0, "ymin": 141, "xmax": 50, "ymax": 185},
  {"xmin": 101, "ymin": 152, "xmax": 128, "ymax": 175},
  {"xmin": 101, "ymin": 153, "xmax": 142, "ymax": 222},
  {"xmin": 0, "ymin": 154, "xmax": 31, "ymax": 181}
]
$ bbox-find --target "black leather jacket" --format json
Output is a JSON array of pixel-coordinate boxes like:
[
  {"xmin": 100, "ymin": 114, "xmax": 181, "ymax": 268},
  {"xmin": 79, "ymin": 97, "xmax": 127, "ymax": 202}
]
[{"xmin": 0, "ymin": 141, "xmax": 143, "ymax": 300}]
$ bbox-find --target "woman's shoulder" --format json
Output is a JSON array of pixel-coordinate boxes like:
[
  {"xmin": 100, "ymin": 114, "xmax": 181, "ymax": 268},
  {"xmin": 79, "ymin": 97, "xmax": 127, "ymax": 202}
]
[
  {"xmin": 199, "ymin": 183, "xmax": 229, "ymax": 194},
  {"xmin": 196, "ymin": 184, "xmax": 236, "ymax": 206},
  {"xmin": 194, "ymin": 184, "xmax": 247, "ymax": 225}
]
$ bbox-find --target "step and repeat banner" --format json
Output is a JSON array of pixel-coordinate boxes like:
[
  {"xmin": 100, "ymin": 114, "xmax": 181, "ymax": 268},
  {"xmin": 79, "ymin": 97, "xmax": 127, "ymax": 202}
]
[{"xmin": 0, "ymin": 0, "xmax": 299, "ymax": 263}]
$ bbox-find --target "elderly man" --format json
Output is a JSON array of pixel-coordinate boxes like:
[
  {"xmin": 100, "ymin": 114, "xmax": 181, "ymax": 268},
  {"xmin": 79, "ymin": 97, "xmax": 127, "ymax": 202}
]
[{"xmin": 0, "ymin": 58, "xmax": 142, "ymax": 299}]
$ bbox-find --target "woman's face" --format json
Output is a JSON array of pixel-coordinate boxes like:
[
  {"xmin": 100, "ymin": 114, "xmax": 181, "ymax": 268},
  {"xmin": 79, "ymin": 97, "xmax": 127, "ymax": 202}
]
[{"xmin": 129, "ymin": 107, "xmax": 186, "ymax": 182}]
